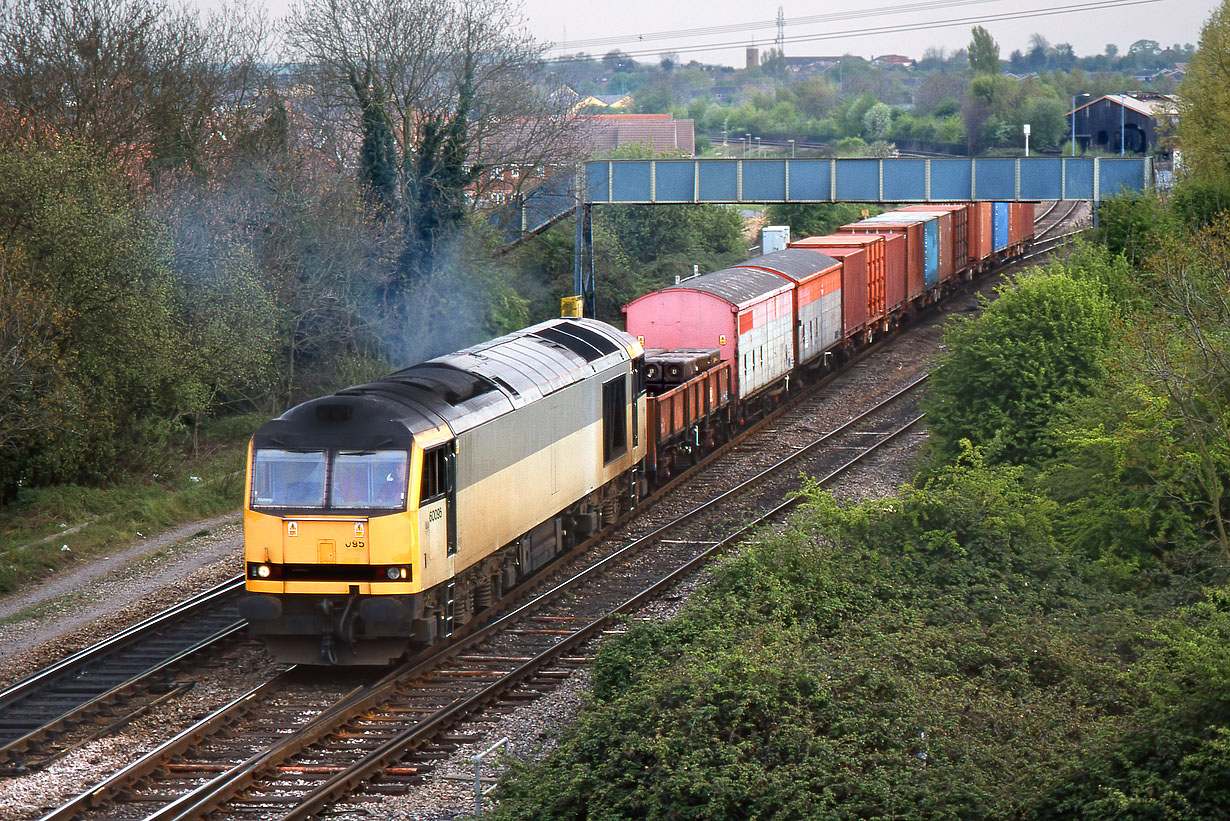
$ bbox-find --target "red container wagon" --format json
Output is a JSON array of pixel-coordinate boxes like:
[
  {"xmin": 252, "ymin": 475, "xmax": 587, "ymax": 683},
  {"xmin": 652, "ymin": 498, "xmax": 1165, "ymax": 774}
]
[
  {"xmin": 968, "ymin": 202, "xmax": 994, "ymax": 271},
  {"xmin": 624, "ymin": 266, "xmax": 795, "ymax": 404},
  {"xmin": 894, "ymin": 207, "xmax": 955, "ymax": 283},
  {"xmin": 791, "ymin": 233, "xmax": 902, "ymax": 324},
  {"xmin": 900, "ymin": 204, "xmax": 970, "ymax": 278},
  {"xmin": 839, "ymin": 217, "xmax": 927, "ymax": 302},
  {"xmin": 740, "ymin": 249, "xmax": 844, "ymax": 370},
  {"xmin": 1009, "ymin": 203, "xmax": 1036, "ymax": 254},
  {"xmin": 882, "ymin": 233, "xmax": 906, "ymax": 313}
]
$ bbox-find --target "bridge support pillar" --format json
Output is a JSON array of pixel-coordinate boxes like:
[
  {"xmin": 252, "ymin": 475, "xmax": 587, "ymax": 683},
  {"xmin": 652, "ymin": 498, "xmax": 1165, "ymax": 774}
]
[{"xmin": 572, "ymin": 200, "xmax": 594, "ymax": 318}]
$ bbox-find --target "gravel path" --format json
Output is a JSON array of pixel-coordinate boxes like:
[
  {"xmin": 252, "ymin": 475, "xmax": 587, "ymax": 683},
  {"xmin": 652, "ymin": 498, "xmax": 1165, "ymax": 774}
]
[{"xmin": 0, "ymin": 513, "xmax": 243, "ymax": 689}]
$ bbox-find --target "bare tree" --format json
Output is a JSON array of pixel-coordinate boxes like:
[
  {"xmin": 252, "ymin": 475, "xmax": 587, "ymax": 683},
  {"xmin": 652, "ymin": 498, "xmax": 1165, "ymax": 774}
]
[
  {"xmin": 285, "ymin": 0, "xmax": 578, "ymax": 295},
  {"xmin": 0, "ymin": 0, "xmax": 272, "ymax": 181}
]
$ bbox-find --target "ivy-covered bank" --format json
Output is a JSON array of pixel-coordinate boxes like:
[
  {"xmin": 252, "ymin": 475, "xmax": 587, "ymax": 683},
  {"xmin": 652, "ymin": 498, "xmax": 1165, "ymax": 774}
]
[{"xmin": 486, "ymin": 454, "xmax": 1228, "ymax": 819}]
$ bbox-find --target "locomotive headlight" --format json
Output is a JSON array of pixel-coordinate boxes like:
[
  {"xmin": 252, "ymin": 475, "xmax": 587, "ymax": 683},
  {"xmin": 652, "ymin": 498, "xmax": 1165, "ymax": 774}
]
[
  {"xmin": 386, "ymin": 567, "xmax": 403, "ymax": 580},
  {"xmin": 255, "ymin": 564, "xmax": 272, "ymax": 579}
]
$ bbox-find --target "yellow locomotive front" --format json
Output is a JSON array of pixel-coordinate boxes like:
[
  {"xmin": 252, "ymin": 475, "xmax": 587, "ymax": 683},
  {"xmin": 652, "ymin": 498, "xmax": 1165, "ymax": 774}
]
[{"xmin": 239, "ymin": 395, "xmax": 456, "ymax": 664}]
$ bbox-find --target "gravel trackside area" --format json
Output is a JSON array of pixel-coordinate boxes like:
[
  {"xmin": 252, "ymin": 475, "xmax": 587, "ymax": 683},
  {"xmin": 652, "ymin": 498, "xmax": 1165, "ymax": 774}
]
[{"xmin": 0, "ymin": 513, "xmax": 244, "ymax": 690}]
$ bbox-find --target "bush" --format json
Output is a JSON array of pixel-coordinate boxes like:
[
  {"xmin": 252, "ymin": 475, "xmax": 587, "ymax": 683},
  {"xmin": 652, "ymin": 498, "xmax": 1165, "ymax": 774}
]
[
  {"xmin": 488, "ymin": 458, "xmax": 1148, "ymax": 820},
  {"xmin": 924, "ymin": 269, "xmax": 1113, "ymax": 467},
  {"xmin": 0, "ymin": 144, "xmax": 197, "ymax": 492}
]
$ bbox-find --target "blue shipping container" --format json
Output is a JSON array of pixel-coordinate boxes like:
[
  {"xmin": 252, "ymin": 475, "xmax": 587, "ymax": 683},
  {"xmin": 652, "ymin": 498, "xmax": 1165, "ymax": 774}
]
[
  {"xmin": 921, "ymin": 219, "xmax": 939, "ymax": 287},
  {"xmin": 992, "ymin": 203, "xmax": 1010, "ymax": 251}
]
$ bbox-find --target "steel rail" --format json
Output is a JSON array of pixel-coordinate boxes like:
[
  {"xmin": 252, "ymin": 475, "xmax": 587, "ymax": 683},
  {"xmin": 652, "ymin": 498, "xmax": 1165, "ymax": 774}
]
[{"xmin": 0, "ymin": 577, "xmax": 246, "ymax": 772}]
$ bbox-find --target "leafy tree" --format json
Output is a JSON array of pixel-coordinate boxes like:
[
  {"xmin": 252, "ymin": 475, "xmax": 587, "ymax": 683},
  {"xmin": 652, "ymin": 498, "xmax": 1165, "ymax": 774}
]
[
  {"xmin": 0, "ymin": 144, "xmax": 196, "ymax": 490},
  {"xmin": 861, "ymin": 101, "xmax": 893, "ymax": 140},
  {"xmin": 924, "ymin": 269, "xmax": 1113, "ymax": 467},
  {"xmin": 597, "ymin": 203, "xmax": 745, "ymax": 293},
  {"xmin": 1095, "ymin": 188, "xmax": 1174, "ymax": 264},
  {"xmin": 1177, "ymin": 0, "xmax": 1230, "ymax": 180},
  {"xmin": 968, "ymin": 25, "xmax": 1001, "ymax": 75},
  {"xmin": 1168, "ymin": 175, "xmax": 1230, "ymax": 229},
  {"xmin": 0, "ymin": 244, "xmax": 77, "ymax": 502},
  {"xmin": 1027, "ymin": 33, "xmax": 1051, "ymax": 71},
  {"xmin": 791, "ymin": 76, "xmax": 840, "ymax": 119},
  {"xmin": 1128, "ymin": 223, "xmax": 1230, "ymax": 560},
  {"xmin": 1018, "ymin": 95, "xmax": 1067, "ymax": 148}
]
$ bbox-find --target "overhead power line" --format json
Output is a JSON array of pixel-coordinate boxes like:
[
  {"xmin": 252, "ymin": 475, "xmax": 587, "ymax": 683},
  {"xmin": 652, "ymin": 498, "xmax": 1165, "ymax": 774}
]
[
  {"xmin": 551, "ymin": 0, "xmax": 1024, "ymax": 51},
  {"xmin": 546, "ymin": 0, "xmax": 1163, "ymax": 61}
]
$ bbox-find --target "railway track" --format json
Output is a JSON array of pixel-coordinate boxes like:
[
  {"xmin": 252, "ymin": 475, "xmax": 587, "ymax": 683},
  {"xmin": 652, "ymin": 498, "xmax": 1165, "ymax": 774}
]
[
  {"xmin": 0, "ymin": 578, "xmax": 247, "ymax": 775},
  {"xmin": 1034, "ymin": 199, "xmax": 1083, "ymax": 239},
  {"xmin": 39, "ymin": 376, "xmax": 928, "ymax": 821}
]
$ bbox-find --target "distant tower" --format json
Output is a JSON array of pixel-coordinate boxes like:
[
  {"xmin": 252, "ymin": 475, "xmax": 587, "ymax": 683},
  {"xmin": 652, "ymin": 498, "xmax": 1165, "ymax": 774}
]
[
  {"xmin": 776, "ymin": 5, "xmax": 785, "ymax": 53},
  {"xmin": 746, "ymin": 46, "xmax": 759, "ymax": 68}
]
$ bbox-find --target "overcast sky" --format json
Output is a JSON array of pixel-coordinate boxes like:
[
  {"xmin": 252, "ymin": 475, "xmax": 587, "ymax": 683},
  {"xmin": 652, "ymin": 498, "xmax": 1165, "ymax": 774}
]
[
  {"xmin": 524, "ymin": 0, "xmax": 1212, "ymax": 65},
  {"xmin": 203, "ymin": 0, "xmax": 1216, "ymax": 67}
]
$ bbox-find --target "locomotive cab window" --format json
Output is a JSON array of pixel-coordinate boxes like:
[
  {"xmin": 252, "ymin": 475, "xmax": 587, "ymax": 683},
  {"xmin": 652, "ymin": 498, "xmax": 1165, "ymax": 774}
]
[
  {"xmin": 331, "ymin": 450, "xmax": 408, "ymax": 510},
  {"xmin": 251, "ymin": 449, "xmax": 327, "ymax": 509},
  {"xmin": 420, "ymin": 445, "xmax": 454, "ymax": 503},
  {"xmin": 603, "ymin": 375, "xmax": 627, "ymax": 463}
]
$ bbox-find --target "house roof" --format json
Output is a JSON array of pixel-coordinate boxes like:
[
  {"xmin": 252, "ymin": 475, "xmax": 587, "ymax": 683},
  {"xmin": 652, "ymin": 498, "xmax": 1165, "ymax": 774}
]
[
  {"xmin": 1074, "ymin": 93, "xmax": 1177, "ymax": 119},
  {"xmin": 575, "ymin": 93, "xmax": 634, "ymax": 111},
  {"xmin": 582, "ymin": 115, "xmax": 695, "ymax": 156}
]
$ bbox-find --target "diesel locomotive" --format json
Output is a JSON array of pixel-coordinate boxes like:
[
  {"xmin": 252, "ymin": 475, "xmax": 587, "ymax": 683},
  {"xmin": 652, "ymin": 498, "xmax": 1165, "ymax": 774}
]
[{"xmin": 240, "ymin": 317, "xmax": 648, "ymax": 664}]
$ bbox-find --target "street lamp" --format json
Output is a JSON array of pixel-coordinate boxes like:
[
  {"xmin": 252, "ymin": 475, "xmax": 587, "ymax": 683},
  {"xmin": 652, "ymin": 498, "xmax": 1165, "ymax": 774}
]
[
  {"xmin": 788, "ymin": 139, "xmax": 795, "ymax": 157},
  {"xmin": 1070, "ymin": 93, "xmax": 1090, "ymax": 157}
]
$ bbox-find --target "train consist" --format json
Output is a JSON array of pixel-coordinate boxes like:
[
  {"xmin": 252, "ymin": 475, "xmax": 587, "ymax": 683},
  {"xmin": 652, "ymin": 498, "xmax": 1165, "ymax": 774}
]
[{"xmin": 240, "ymin": 201, "xmax": 1034, "ymax": 664}]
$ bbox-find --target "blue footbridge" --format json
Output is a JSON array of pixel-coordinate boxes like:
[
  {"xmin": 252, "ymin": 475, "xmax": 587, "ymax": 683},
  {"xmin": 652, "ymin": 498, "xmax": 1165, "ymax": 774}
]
[{"xmin": 493, "ymin": 156, "xmax": 1153, "ymax": 313}]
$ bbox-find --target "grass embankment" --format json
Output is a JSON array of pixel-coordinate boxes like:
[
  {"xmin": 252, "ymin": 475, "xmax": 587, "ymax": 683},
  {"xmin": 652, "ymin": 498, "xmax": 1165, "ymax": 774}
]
[
  {"xmin": 488, "ymin": 460, "xmax": 1229, "ymax": 819},
  {"xmin": 0, "ymin": 413, "xmax": 264, "ymax": 597}
]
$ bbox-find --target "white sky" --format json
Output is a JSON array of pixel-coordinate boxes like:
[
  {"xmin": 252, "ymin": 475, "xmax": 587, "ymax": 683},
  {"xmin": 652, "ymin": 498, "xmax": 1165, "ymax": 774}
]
[{"xmin": 202, "ymin": 0, "xmax": 1216, "ymax": 67}]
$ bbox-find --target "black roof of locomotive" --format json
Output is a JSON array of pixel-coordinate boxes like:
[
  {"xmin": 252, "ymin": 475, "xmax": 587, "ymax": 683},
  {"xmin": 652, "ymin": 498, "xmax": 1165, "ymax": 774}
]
[{"xmin": 251, "ymin": 318, "xmax": 635, "ymax": 451}]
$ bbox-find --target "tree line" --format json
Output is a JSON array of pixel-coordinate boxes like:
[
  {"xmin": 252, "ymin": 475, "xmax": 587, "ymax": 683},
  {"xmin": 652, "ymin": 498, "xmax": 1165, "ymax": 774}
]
[{"xmin": 552, "ymin": 26, "xmax": 1185, "ymax": 157}]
